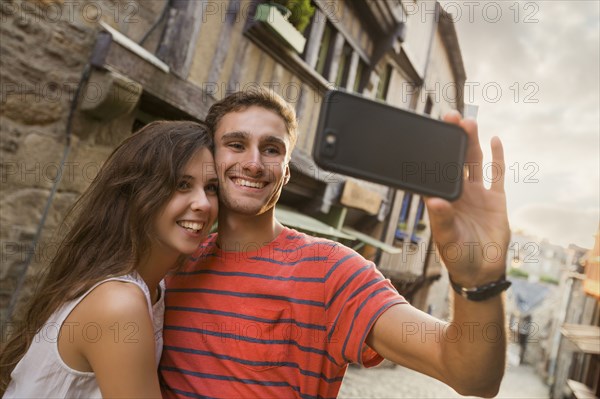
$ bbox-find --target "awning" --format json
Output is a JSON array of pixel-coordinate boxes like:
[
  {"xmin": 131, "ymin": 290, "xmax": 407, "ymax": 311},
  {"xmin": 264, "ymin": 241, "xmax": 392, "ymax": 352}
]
[
  {"xmin": 275, "ymin": 206, "xmax": 356, "ymax": 240},
  {"xmin": 275, "ymin": 206, "xmax": 402, "ymax": 254},
  {"xmin": 561, "ymin": 324, "xmax": 600, "ymax": 355},
  {"xmin": 342, "ymin": 227, "xmax": 402, "ymax": 255},
  {"xmin": 566, "ymin": 379, "xmax": 597, "ymax": 399}
]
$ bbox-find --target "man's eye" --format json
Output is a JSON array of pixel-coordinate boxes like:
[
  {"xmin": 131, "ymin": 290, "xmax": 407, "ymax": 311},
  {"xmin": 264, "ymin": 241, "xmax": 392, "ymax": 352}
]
[
  {"xmin": 205, "ymin": 183, "xmax": 218, "ymax": 193},
  {"xmin": 228, "ymin": 143, "xmax": 244, "ymax": 150},
  {"xmin": 264, "ymin": 146, "xmax": 281, "ymax": 155}
]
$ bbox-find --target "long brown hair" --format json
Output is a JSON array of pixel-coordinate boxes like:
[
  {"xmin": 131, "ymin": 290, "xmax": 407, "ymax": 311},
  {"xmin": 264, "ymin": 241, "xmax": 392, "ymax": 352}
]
[{"xmin": 0, "ymin": 120, "xmax": 212, "ymax": 392}]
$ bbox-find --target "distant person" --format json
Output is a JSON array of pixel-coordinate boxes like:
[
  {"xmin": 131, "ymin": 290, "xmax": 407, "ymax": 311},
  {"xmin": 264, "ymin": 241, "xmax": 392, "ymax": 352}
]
[
  {"xmin": 1, "ymin": 121, "xmax": 218, "ymax": 398},
  {"xmin": 160, "ymin": 88, "xmax": 512, "ymax": 398},
  {"xmin": 518, "ymin": 314, "xmax": 533, "ymax": 364}
]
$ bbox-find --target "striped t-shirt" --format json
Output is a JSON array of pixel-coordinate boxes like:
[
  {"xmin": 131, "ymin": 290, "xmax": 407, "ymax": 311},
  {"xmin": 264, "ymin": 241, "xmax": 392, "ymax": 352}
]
[{"xmin": 160, "ymin": 227, "xmax": 406, "ymax": 399}]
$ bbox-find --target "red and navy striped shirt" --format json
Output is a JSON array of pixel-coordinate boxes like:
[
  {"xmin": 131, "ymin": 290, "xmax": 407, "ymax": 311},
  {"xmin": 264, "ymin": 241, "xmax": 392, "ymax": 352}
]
[{"xmin": 160, "ymin": 227, "xmax": 406, "ymax": 399}]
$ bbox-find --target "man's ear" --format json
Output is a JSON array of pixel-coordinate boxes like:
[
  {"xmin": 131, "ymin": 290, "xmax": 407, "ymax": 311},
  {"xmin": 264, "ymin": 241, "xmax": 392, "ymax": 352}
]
[{"xmin": 283, "ymin": 164, "xmax": 291, "ymax": 185}]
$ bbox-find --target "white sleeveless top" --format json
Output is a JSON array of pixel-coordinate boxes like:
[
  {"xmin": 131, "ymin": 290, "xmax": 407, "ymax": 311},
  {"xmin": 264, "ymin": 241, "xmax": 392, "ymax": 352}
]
[{"xmin": 4, "ymin": 272, "xmax": 165, "ymax": 398}]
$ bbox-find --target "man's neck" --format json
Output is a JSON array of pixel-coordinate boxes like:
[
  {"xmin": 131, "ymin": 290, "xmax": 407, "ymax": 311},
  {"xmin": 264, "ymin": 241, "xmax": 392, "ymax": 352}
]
[{"xmin": 217, "ymin": 208, "xmax": 284, "ymax": 252}]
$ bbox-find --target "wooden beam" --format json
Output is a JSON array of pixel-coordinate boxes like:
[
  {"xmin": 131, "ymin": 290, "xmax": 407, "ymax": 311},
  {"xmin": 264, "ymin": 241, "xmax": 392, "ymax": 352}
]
[
  {"xmin": 104, "ymin": 38, "xmax": 215, "ymax": 121},
  {"xmin": 244, "ymin": 22, "xmax": 330, "ymax": 93},
  {"xmin": 314, "ymin": 0, "xmax": 370, "ymax": 62},
  {"xmin": 303, "ymin": 9, "xmax": 326, "ymax": 69},
  {"xmin": 207, "ymin": 0, "xmax": 242, "ymax": 86},
  {"xmin": 156, "ymin": 0, "xmax": 204, "ymax": 79}
]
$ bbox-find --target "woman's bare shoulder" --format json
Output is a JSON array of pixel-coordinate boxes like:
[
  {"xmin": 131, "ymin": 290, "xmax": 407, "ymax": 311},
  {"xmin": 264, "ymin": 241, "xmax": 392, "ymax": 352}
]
[{"xmin": 69, "ymin": 280, "xmax": 151, "ymax": 326}]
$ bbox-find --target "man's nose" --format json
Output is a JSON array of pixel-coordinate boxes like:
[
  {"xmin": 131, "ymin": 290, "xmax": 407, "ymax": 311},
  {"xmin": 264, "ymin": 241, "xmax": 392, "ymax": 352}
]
[{"xmin": 242, "ymin": 149, "xmax": 264, "ymax": 177}]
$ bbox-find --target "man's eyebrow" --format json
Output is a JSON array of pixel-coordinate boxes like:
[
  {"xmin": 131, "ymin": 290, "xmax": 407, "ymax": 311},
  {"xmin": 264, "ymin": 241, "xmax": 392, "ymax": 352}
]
[
  {"xmin": 220, "ymin": 131, "xmax": 249, "ymax": 141},
  {"xmin": 262, "ymin": 136, "xmax": 287, "ymax": 147}
]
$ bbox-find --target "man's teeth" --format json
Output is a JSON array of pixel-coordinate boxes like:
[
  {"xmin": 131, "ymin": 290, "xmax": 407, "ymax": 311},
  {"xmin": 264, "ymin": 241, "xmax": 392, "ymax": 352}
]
[
  {"xmin": 178, "ymin": 221, "xmax": 204, "ymax": 232},
  {"xmin": 233, "ymin": 178, "xmax": 266, "ymax": 189}
]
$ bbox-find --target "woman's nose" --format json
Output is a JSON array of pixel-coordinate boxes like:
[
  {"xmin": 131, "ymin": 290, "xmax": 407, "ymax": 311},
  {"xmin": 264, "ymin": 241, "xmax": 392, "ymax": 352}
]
[{"xmin": 190, "ymin": 191, "xmax": 211, "ymax": 212}]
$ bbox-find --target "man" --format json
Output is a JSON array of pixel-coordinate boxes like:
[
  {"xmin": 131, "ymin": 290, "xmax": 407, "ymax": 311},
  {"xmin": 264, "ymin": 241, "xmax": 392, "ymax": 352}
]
[{"xmin": 160, "ymin": 88, "xmax": 510, "ymax": 398}]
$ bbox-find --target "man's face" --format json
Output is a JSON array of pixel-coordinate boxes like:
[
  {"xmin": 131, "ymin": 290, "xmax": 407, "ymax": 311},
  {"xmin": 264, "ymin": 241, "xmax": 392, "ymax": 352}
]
[{"xmin": 213, "ymin": 106, "xmax": 291, "ymax": 217}]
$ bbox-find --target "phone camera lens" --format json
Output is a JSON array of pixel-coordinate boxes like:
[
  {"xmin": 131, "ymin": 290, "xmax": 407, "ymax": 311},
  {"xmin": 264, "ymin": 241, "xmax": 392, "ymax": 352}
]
[{"xmin": 321, "ymin": 131, "xmax": 337, "ymax": 158}]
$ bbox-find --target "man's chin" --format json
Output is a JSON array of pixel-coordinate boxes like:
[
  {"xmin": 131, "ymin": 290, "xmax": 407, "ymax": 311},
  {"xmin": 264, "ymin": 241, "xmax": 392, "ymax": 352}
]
[{"xmin": 221, "ymin": 200, "xmax": 274, "ymax": 217}]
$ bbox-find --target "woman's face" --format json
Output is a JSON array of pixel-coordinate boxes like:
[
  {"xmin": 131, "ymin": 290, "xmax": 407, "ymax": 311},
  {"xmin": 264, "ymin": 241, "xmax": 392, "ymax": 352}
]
[{"xmin": 152, "ymin": 147, "xmax": 219, "ymax": 257}]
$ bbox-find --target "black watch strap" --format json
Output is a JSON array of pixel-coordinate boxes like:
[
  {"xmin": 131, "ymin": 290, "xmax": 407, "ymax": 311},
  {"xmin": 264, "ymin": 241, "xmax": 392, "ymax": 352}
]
[{"xmin": 449, "ymin": 274, "xmax": 512, "ymax": 301}]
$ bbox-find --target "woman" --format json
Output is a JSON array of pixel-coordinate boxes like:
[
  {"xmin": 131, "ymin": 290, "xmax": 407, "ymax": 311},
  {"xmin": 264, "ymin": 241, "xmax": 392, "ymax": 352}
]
[{"xmin": 1, "ymin": 121, "xmax": 218, "ymax": 398}]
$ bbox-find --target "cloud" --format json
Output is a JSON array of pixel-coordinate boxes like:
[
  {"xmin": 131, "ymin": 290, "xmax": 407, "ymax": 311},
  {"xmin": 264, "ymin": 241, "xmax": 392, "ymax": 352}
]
[
  {"xmin": 442, "ymin": 1, "xmax": 600, "ymax": 248},
  {"xmin": 512, "ymin": 203, "xmax": 599, "ymax": 248}
]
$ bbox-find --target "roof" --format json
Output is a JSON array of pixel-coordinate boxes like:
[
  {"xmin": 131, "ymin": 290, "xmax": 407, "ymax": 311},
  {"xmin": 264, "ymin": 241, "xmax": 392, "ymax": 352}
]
[
  {"xmin": 437, "ymin": 4, "xmax": 467, "ymax": 111},
  {"xmin": 508, "ymin": 278, "xmax": 552, "ymax": 314},
  {"xmin": 561, "ymin": 324, "xmax": 600, "ymax": 354}
]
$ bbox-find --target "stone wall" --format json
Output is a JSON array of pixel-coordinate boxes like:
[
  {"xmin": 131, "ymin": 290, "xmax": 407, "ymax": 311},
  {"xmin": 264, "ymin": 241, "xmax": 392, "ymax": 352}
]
[{"xmin": 0, "ymin": 0, "xmax": 164, "ymax": 324}]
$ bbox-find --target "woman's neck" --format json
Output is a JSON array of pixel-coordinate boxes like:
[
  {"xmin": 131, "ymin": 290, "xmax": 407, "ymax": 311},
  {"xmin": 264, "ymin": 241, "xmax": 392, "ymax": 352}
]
[{"xmin": 136, "ymin": 247, "xmax": 178, "ymax": 303}]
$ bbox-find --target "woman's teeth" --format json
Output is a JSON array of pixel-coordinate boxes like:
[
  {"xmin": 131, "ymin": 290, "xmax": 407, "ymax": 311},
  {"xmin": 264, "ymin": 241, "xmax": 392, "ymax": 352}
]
[{"xmin": 177, "ymin": 221, "xmax": 204, "ymax": 232}]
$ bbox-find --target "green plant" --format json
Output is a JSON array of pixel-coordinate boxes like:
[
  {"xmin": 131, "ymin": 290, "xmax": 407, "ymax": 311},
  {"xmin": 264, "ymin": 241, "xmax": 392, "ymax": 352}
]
[
  {"xmin": 270, "ymin": 0, "xmax": 315, "ymax": 33},
  {"xmin": 508, "ymin": 267, "xmax": 529, "ymax": 279},
  {"xmin": 539, "ymin": 275, "xmax": 559, "ymax": 285}
]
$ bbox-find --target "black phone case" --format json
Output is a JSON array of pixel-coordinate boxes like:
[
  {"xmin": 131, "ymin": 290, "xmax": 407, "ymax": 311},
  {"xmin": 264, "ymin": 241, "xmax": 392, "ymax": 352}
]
[{"xmin": 313, "ymin": 90, "xmax": 467, "ymax": 201}]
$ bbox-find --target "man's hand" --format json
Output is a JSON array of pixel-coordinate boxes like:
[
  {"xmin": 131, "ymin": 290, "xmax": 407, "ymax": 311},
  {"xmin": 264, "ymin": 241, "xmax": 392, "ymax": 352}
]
[
  {"xmin": 368, "ymin": 112, "xmax": 509, "ymax": 397},
  {"xmin": 425, "ymin": 111, "xmax": 510, "ymax": 287}
]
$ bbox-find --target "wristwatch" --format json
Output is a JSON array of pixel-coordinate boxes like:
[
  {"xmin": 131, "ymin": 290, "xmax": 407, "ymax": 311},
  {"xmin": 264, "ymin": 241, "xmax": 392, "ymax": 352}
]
[{"xmin": 449, "ymin": 275, "xmax": 512, "ymax": 301}]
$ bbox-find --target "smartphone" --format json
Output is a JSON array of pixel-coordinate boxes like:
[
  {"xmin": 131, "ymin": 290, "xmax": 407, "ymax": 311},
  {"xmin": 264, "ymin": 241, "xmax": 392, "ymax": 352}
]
[{"xmin": 313, "ymin": 90, "xmax": 468, "ymax": 201}]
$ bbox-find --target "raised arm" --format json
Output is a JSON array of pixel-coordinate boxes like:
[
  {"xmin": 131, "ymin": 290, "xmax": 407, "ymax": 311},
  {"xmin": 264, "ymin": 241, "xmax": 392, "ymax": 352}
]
[{"xmin": 367, "ymin": 111, "xmax": 509, "ymax": 398}]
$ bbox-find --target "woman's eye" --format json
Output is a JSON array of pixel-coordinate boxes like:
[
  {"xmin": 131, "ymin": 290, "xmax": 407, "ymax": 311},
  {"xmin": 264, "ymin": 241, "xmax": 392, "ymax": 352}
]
[
  {"xmin": 205, "ymin": 183, "xmax": 218, "ymax": 194},
  {"xmin": 177, "ymin": 180, "xmax": 191, "ymax": 190}
]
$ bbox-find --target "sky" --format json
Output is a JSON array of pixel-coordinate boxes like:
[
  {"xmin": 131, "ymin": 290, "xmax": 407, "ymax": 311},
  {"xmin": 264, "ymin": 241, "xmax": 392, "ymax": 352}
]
[{"xmin": 439, "ymin": 0, "xmax": 600, "ymax": 249}]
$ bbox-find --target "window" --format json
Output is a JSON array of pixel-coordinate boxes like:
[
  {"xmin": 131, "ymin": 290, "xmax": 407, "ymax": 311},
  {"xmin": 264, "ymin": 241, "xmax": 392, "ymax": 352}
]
[
  {"xmin": 395, "ymin": 192, "xmax": 413, "ymax": 241},
  {"xmin": 352, "ymin": 59, "xmax": 366, "ymax": 93},
  {"xmin": 376, "ymin": 64, "xmax": 392, "ymax": 101},
  {"xmin": 335, "ymin": 43, "xmax": 353, "ymax": 88},
  {"xmin": 315, "ymin": 22, "xmax": 334, "ymax": 76},
  {"xmin": 424, "ymin": 96, "xmax": 433, "ymax": 115},
  {"xmin": 410, "ymin": 197, "xmax": 426, "ymax": 243}
]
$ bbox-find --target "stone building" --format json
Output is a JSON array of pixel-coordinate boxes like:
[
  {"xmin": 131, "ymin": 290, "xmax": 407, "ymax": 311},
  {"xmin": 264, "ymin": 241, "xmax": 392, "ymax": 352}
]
[{"xmin": 1, "ymin": 0, "xmax": 466, "ymax": 323}]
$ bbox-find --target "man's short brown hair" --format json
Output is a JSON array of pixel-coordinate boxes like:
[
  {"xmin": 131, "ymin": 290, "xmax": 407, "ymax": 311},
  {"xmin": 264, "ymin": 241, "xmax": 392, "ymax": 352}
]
[{"xmin": 205, "ymin": 87, "xmax": 299, "ymax": 151}]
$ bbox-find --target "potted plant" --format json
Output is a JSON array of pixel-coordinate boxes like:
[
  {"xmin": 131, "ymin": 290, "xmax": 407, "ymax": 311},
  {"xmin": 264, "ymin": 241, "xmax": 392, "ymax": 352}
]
[
  {"xmin": 255, "ymin": 0, "xmax": 315, "ymax": 53},
  {"xmin": 270, "ymin": 0, "xmax": 315, "ymax": 33},
  {"xmin": 268, "ymin": 1, "xmax": 292, "ymax": 20}
]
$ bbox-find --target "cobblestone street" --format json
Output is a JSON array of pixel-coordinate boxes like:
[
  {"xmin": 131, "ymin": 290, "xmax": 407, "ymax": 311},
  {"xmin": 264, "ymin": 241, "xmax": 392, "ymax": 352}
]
[{"xmin": 339, "ymin": 345, "xmax": 550, "ymax": 398}]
